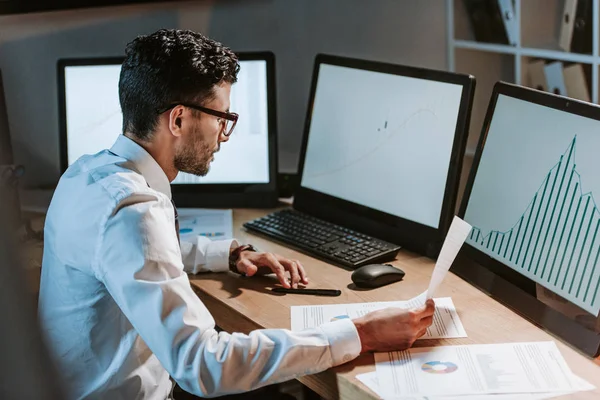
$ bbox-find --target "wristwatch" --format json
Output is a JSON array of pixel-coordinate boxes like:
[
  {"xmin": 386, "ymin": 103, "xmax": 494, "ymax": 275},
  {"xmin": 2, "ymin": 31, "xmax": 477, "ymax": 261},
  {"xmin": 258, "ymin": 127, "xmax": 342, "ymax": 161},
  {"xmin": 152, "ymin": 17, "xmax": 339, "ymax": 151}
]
[{"xmin": 228, "ymin": 244, "xmax": 258, "ymax": 274}]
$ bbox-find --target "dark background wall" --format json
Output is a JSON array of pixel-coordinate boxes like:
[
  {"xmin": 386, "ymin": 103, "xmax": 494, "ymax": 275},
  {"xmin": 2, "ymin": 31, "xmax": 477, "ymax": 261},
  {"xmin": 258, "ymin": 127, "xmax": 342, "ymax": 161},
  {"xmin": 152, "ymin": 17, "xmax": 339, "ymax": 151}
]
[{"xmin": 0, "ymin": 0, "xmax": 448, "ymax": 187}]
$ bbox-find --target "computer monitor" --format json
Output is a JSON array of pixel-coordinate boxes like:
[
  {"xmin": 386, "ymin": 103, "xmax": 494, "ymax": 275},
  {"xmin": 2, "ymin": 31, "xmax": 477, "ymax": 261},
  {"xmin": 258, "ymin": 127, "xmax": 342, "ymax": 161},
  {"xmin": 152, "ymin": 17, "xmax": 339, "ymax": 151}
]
[
  {"xmin": 57, "ymin": 52, "xmax": 278, "ymax": 208},
  {"xmin": 294, "ymin": 54, "xmax": 475, "ymax": 256},
  {"xmin": 456, "ymin": 82, "xmax": 600, "ymax": 357}
]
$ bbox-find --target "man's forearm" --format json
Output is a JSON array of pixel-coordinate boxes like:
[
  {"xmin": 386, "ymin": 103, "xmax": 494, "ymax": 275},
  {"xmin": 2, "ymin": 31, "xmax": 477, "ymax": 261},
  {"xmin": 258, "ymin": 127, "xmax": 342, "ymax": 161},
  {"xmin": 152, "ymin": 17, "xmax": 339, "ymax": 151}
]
[{"xmin": 172, "ymin": 320, "xmax": 361, "ymax": 397}]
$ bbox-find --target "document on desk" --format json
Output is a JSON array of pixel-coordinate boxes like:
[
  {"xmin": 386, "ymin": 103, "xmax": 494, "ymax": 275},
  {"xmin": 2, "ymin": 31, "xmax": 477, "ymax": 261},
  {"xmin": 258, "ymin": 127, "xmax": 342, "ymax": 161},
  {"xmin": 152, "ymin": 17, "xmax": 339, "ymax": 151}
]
[
  {"xmin": 374, "ymin": 342, "xmax": 580, "ymax": 398},
  {"xmin": 356, "ymin": 371, "xmax": 594, "ymax": 400},
  {"xmin": 427, "ymin": 216, "xmax": 472, "ymax": 299},
  {"xmin": 177, "ymin": 208, "xmax": 233, "ymax": 241},
  {"xmin": 291, "ymin": 296, "xmax": 467, "ymax": 339}
]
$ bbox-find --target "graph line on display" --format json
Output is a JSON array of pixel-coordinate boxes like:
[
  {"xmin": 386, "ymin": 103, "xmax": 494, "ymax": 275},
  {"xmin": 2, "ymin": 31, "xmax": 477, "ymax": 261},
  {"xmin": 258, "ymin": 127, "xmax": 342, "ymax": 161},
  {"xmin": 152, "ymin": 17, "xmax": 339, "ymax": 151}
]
[
  {"xmin": 468, "ymin": 136, "xmax": 600, "ymax": 314},
  {"xmin": 304, "ymin": 108, "xmax": 436, "ymax": 179}
]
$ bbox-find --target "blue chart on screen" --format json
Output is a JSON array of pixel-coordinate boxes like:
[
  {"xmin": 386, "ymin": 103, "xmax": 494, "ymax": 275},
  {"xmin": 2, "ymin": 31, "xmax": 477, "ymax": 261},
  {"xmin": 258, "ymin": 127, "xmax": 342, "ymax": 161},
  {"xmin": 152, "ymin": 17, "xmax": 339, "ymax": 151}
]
[
  {"xmin": 468, "ymin": 136, "xmax": 600, "ymax": 315},
  {"xmin": 421, "ymin": 361, "xmax": 458, "ymax": 374}
]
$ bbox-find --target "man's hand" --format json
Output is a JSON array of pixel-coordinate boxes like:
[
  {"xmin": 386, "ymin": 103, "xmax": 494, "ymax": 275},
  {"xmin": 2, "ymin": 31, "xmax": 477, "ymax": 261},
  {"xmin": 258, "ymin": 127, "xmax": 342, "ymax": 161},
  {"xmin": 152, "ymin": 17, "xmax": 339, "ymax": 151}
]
[
  {"xmin": 353, "ymin": 299, "xmax": 435, "ymax": 353},
  {"xmin": 235, "ymin": 251, "xmax": 309, "ymax": 289}
]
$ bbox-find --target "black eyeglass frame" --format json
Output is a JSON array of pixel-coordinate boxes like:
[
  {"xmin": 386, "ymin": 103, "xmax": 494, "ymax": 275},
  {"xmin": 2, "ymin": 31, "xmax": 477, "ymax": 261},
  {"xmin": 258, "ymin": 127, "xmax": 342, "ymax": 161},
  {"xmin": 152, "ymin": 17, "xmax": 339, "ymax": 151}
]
[{"xmin": 157, "ymin": 103, "xmax": 239, "ymax": 137}]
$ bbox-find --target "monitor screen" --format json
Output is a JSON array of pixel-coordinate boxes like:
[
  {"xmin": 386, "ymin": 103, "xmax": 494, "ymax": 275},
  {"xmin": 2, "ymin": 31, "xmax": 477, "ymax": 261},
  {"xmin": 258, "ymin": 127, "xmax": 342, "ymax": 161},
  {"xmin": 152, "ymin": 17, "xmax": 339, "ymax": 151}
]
[
  {"xmin": 61, "ymin": 58, "xmax": 270, "ymax": 184},
  {"xmin": 461, "ymin": 88, "xmax": 600, "ymax": 349},
  {"xmin": 300, "ymin": 63, "xmax": 465, "ymax": 229}
]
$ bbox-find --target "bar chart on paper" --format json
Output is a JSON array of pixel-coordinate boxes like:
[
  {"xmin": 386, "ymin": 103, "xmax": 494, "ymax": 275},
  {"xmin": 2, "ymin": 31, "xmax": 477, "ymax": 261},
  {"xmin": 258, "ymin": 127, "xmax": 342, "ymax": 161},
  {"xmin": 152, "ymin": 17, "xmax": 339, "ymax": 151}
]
[{"xmin": 467, "ymin": 137, "xmax": 600, "ymax": 315}]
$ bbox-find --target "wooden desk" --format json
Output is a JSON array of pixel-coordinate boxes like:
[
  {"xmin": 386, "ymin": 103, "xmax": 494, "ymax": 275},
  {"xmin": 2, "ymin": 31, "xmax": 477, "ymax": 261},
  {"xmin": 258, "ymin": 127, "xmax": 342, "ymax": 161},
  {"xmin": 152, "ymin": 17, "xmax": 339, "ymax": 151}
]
[{"xmin": 188, "ymin": 209, "xmax": 600, "ymax": 400}]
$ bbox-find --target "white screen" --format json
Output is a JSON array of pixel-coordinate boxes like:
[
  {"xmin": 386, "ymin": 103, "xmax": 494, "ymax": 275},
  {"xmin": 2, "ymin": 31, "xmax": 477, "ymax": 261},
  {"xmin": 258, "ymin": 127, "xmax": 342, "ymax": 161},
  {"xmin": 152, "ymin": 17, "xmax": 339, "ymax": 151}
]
[
  {"xmin": 64, "ymin": 60, "xmax": 270, "ymax": 184},
  {"xmin": 464, "ymin": 95, "xmax": 600, "ymax": 316},
  {"xmin": 300, "ymin": 64, "xmax": 464, "ymax": 229}
]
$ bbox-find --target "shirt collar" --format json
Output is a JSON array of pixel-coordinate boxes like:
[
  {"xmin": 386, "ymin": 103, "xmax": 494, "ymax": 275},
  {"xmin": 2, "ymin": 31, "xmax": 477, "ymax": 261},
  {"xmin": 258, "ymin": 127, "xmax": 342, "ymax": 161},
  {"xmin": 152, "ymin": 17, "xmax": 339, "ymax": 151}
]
[{"xmin": 110, "ymin": 135, "xmax": 172, "ymax": 199}]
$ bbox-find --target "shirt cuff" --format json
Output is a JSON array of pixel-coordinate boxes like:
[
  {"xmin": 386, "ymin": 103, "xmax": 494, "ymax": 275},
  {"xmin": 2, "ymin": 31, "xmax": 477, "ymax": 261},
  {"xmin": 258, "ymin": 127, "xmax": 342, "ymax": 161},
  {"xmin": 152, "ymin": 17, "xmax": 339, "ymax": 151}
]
[
  {"xmin": 318, "ymin": 318, "xmax": 362, "ymax": 366},
  {"xmin": 204, "ymin": 239, "xmax": 238, "ymax": 273}
]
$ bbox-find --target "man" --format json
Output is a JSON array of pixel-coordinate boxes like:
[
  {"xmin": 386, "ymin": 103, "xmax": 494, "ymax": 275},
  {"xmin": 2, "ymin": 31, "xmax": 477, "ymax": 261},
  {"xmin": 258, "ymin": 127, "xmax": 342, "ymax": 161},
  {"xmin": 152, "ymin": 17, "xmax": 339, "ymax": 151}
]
[{"xmin": 38, "ymin": 29, "xmax": 435, "ymax": 399}]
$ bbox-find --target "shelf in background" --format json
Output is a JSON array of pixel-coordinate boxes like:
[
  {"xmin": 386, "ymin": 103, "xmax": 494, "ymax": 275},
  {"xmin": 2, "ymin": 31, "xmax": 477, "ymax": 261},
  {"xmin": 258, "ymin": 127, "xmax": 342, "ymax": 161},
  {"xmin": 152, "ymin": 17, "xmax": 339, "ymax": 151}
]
[
  {"xmin": 520, "ymin": 48, "xmax": 595, "ymax": 64},
  {"xmin": 453, "ymin": 40, "xmax": 517, "ymax": 55},
  {"xmin": 448, "ymin": 0, "xmax": 600, "ymax": 153},
  {"xmin": 453, "ymin": 40, "xmax": 597, "ymax": 64}
]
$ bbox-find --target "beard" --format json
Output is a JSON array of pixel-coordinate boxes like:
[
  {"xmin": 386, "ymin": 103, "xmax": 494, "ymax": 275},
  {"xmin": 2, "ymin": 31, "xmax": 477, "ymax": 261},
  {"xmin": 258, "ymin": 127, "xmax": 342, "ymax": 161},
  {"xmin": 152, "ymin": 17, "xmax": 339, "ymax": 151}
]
[{"xmin": 174, "ymin": 129, "xmax": 218, "ymax": 177}]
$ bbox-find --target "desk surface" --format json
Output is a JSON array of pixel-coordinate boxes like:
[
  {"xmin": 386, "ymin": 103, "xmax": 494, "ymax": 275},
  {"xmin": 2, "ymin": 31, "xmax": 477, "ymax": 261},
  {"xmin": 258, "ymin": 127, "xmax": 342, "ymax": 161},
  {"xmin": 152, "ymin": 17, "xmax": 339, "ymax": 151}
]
[{"xmin": 188, "ymin": 208, "xmax": 600, "ymax": 400}]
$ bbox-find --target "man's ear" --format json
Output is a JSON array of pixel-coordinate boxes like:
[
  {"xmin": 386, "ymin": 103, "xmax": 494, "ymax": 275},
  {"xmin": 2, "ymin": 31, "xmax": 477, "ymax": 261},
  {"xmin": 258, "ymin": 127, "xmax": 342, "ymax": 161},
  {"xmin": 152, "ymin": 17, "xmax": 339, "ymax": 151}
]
[{"xmin": 168, "ymin": 106, "xmax": 185, "ymax": 137}]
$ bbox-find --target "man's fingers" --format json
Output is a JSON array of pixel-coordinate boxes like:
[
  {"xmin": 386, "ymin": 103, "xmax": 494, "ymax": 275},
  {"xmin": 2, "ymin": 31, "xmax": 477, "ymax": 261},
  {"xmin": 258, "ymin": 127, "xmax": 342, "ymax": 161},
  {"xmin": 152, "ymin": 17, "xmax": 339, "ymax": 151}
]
[
  {"xmin": 416, "ymin": 326, "xmax": 429, "ymax": 339},
  {"xmin": 262, "ymin": 253, "xmax": 290, "ymax": 288},
  {"xmin": 240, "ymin": 252, "xmax": 310, "ymax": 288},
  {"xmin": 412, "ymin": 299, "xmax": 436, "ymax": 319},
  {"xmin": 419, "ymin": 315, "xmax": 434, "ymax": 330},
  {"xmin": 287, "ymin": 259, "xmax": 308, "ymax": 287},
  {"xmin": 286, "ymin": 261, "xmax": 301, "ymax": 289},
  {"xmin": 278, "ymin": 257, "xmax": 308, "ymax": 287},
  {"xmin": 279, "ymin": 258, "xmax": 300, "ymax": 288},
  {"xmin": 296, "ymin": 261, "xmax": 309, "ymax": 284},
  {"xmin": 424, "ymin": 299, "xmax": 435, "ymax": 315},
  {"xmin": 238, "ymin": 259, "xmax": 257, "ymax": 276}
]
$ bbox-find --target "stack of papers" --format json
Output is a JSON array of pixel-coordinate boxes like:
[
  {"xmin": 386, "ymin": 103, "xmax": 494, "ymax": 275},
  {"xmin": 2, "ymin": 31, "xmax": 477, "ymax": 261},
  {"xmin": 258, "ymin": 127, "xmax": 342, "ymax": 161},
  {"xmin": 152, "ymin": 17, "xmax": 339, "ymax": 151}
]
[
  {"xmin": 177, "ymin": 208, "xmax": 233, "ymax": 240},
  {"xmin": 356, "ymin": 370, "xmax": 594, "ymax": 400},
  {"xmin": 370, "ymin": 341, "xmax": 595, "ymax": 399},
  {"xmin": 291, "ymin": 296, "xmax": 466, "ymax": 339}
]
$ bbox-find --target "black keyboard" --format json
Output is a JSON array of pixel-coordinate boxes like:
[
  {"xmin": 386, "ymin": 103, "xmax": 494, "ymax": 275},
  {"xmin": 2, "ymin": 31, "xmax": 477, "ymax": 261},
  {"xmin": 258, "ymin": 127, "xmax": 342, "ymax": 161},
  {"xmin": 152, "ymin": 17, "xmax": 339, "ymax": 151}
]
[{"xmin": 243, "ymin": 209, "xmax": 401, "ymax": 268}]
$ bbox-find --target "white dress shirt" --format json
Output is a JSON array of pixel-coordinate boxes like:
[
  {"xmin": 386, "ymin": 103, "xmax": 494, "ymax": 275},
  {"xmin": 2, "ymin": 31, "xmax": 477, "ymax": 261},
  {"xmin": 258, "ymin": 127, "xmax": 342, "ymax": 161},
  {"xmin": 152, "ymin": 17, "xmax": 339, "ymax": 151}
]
[{"xmin": 38, "ymin": 135, "xmax": 361, "ymax": 399}]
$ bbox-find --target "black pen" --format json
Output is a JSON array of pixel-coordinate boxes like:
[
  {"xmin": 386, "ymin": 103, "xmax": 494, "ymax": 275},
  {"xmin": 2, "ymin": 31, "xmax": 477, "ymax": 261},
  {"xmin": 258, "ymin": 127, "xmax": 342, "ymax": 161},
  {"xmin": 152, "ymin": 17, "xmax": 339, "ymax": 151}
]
[{"xmin": 271, "ymin": 288, "xmax": 342, "ymax": 297}]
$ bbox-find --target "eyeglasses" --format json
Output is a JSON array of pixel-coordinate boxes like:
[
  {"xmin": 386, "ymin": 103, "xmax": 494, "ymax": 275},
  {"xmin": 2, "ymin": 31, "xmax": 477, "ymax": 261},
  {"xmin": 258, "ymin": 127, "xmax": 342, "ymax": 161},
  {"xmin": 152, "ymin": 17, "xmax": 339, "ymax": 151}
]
[{"xmin": 157, "ymin": 103, "xmax": 239, "ymax": 137}]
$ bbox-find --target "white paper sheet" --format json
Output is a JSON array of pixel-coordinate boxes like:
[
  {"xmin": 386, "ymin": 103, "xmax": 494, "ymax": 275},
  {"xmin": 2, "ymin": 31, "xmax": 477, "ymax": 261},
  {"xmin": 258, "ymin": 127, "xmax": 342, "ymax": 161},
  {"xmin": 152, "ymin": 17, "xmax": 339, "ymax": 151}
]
[
  {"xmin": 374, "ymin": 342, "xmax": 580, "ymax": 397},
  {"xmin": 427, "ymin": 216, "xmax": 472, "ymax": 299},
  {"xmin": 291, "ymin": 297, "xmax": 466, "ymax": 339},
  {"xmin": 177, "ymin": 208, "xmax": 233, "ymax": 241},
  {"xmin": 356, "ymin": 371, "xmax": 594, "ymax": 400}
]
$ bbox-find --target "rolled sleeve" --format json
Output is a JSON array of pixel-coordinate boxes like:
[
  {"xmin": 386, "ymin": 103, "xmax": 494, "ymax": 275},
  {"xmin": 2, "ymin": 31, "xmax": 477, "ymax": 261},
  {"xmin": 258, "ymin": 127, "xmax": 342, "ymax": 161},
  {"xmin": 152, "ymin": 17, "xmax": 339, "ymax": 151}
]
[
  {"xmin": 318, "ymin": 319, "xmax": 362, "ymax": 366},
  {"xmin": 205, "ymin": 239, "xmax": 237, "ymax": 272},
  {"xmin": 181, "ymin": 236, "xmax": 239, "ymax": 274}
]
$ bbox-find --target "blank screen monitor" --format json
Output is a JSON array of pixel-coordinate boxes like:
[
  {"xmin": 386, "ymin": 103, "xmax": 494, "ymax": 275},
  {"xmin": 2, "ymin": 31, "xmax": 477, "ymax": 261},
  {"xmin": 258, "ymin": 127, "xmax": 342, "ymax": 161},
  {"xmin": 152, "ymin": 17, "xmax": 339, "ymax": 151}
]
[
  {"xmin": 294, "ymin": 54, "xmax": 475, "ymax": 256},
  {"xmin": 457, "ymin": 82, "xmax": 600, "ymax": 357},
  {"xmin": 58, "ymin": 53, "xmax": 277, "ymax": 207}
]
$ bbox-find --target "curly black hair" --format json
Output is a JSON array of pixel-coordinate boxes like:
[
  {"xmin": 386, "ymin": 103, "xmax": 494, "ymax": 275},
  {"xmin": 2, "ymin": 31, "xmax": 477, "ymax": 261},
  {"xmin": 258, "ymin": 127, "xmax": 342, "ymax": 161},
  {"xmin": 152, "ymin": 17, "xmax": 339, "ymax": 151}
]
[{"xmin": 119, "ymin": 29, "xmax": 240, "ymax": 140}]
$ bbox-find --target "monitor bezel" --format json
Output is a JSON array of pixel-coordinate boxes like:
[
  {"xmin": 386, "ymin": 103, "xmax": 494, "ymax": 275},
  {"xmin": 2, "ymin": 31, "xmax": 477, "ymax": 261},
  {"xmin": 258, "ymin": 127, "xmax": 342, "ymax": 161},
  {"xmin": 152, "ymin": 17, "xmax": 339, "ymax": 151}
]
[
  {"xmin": 57, "ymin": 52, "xmax": 278, "ymax": 208},
  {"xmin": 294, "ymin": 53, "xmax": 475, "ymax": 256},
  {"xmin": 455, "ymin": 81, "xmax": 600, "ymax": 358}
]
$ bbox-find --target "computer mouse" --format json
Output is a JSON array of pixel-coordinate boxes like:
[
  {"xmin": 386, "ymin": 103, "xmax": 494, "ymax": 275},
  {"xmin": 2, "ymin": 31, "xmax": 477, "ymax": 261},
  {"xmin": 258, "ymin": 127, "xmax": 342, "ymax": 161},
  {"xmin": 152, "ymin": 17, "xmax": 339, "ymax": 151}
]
[{"xmin": 351, "ymin": 263, "xmax": 405, "ymax": 288}]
